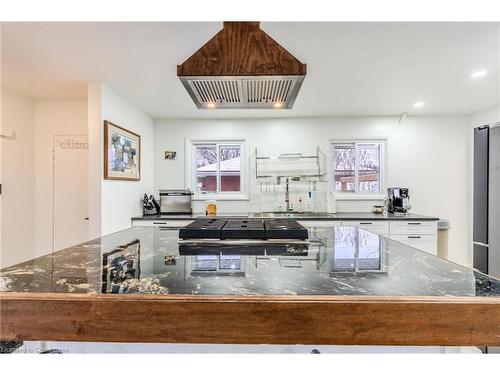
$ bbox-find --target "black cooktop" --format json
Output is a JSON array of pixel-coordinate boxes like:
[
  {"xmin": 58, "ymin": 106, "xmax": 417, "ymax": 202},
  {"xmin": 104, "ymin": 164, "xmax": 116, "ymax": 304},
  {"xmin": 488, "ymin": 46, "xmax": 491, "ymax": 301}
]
[{"xmin": 179, "ymin": 218, "xmax": 308, "ymax": 240}]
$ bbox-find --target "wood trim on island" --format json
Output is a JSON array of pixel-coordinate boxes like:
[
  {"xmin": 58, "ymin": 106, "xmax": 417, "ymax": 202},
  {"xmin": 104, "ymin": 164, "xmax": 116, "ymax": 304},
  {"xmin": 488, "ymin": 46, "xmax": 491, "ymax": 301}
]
[{"xmin": 2, "ymin": 293, "xmax": 500, "ymax": 346}]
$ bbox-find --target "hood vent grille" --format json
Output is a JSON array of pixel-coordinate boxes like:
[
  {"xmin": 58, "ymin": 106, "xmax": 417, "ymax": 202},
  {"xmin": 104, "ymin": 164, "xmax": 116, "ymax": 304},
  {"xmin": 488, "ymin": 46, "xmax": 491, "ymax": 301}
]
[
  {"xmin": 177, "ymin": 22, "xmax": 306, "ymax": 110},
  {"xmin": 181, "ymin": 76, "xmax": 304, "ymax": 109},
  {"xmin": 191, "ymin": 79, "xmax": 240, "ymax": 104},
  {"xmin": 246, "ymin": 79, "xmax": 293, "ymax": 103}
]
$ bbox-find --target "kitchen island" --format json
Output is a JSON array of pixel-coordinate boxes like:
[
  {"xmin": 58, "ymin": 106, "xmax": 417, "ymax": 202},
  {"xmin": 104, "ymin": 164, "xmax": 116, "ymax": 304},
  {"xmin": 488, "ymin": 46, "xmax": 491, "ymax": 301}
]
[
  {"xmin": 1, "ymin": 225, "xmax": 500, "ymax": 349},
  {"xmin": 131, "ymin": 212, "xmax": 441, "ymax": 254}
]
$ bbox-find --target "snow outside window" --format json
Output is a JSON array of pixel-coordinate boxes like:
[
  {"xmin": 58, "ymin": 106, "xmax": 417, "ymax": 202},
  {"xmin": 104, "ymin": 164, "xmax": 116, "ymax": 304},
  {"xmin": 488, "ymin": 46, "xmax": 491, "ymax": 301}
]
[
  {"xmin": 194, "ymin": 143, "xmax": 242, "ymax": 194},
  {"xmin": 332, "ymin": 141, "xmax": 384, "ymax": 194}
]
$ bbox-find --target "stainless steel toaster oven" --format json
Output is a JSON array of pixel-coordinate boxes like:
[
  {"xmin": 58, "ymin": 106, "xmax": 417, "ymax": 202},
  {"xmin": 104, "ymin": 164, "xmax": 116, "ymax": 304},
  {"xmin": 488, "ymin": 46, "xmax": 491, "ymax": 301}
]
[{"xmin": 159, "ymin": 189, "xmax": 193, "ymax": 214}]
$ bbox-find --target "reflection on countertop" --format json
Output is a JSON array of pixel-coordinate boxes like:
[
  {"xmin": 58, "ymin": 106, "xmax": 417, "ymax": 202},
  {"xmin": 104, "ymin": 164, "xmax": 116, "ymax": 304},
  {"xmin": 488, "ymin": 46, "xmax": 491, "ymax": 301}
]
[{"xmin": 0, "ymin": 226, "xmax": 498, "ymax": 297}]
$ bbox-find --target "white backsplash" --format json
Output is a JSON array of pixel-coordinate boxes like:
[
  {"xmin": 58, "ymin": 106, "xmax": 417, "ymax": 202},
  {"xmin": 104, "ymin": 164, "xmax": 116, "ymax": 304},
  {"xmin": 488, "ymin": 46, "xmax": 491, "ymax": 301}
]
[{"xmin": 191, "ymin": 181, "xmax": 384, "ymax": 214}]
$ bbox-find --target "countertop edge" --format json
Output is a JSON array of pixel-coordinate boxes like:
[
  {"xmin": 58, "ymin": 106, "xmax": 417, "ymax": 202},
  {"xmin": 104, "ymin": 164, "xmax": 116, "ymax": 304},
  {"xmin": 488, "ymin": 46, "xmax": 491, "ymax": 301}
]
[
  {"xmin": 131, "ymin": 213, "xmax": 440, "ymax": 221},
  {"xmin": 2, "ymin": 292, "xmax": 499, "ymax": 303}
]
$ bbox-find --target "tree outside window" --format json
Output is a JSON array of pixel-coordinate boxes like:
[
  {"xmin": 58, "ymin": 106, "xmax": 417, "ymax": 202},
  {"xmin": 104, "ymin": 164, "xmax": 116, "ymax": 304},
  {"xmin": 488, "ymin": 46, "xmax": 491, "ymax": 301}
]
[
  {"xmin": 332, "ymin": 142, "xmax": 382, "ymax": 193},
  {"xmin": 195, "ymin": 143, "xmax": 241, "ymax": 193}
]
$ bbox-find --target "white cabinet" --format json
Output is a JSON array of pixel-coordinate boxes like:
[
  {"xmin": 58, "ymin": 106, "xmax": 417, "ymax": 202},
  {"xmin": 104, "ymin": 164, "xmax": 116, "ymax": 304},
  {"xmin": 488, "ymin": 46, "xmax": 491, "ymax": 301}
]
[
  {"xmin": 339, "ymin": 219, "xmax": 438, "ymax": 255},
  {"xmin": 389, "ymin": 221, "xmax": 437, "ymax": 235},
  {"xmin": 389, "ymin": 234, "xmax": 437, "ymax": 255},
  {"xmin": 132, "ymin": 220, "xmax": 193, "ymax": 228},
  {"xmin": 340, "ymin": 220, "xmax": 389, "ymax": 236},
  {"xmin": 389, "ymin": 221, "xmax": 438, "ymax": 255}
]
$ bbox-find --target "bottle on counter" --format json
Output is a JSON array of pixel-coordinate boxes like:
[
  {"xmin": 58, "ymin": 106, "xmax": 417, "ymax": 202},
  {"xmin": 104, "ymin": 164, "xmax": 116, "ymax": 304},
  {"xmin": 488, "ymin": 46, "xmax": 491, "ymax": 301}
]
[
  {"xmin": 327, "ymin": 192, "xmax": 337, "ymax": 214},
  {"xmin": 205, "ymin": 200, "xmax": 217, "ymax": 216},
  {"xmin": 306, "ymin": 191, "xmax": 312, "ymax": 212},
  {"xmin": 382, "ymin": 197, "xmax": 389, "ymax": 216}
]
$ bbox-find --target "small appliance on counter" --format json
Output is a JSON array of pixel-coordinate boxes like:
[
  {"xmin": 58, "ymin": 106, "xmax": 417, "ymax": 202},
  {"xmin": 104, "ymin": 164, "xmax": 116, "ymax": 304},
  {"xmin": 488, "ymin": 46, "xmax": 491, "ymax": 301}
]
[
  {"xmin": 387, "ymin": 187, "xmax": 411, "ymax": 215},
  {"xmin": 159, "ymin": 189, "xmax": 193, "ymax": 214},
  {"xmin": 142, "ymin": 194, "xmax": 160, "ymax": 215}
]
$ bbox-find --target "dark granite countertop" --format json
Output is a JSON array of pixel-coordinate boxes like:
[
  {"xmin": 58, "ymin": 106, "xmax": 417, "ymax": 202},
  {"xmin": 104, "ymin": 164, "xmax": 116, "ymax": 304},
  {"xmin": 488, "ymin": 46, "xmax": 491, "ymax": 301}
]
[
  {"xmin": 0, "ymin": 225, "xmax": 496, "ymax": 297},
  {"xmin": 132, "ymin": 212, "xmax": 439, "ymax": 221}
]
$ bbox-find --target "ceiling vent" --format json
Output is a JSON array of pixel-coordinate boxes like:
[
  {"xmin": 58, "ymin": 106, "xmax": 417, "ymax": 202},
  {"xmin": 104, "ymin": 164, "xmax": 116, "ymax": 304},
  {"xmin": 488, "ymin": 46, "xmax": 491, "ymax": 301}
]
[{"xmin": 177, "ymin": 22, "xmax": 307, "ymax": 110}]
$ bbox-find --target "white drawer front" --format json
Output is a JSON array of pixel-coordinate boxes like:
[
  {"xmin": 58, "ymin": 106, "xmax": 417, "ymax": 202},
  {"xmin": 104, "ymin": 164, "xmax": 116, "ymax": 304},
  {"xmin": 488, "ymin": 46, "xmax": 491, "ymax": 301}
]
[
  {"xmin": 298, "ymin": 220, "xmax": 341, "ymax": 228},
  {"xmin": 132, "ymin": 220, "xmax": 193, "ymax": 228},
  {"xmin": 389, "ymin": 234, "xmax": 437, "ymax": 255},
  {"xmin": 389, "ymin": 221, "xmax": 437, "ymax": 235},
  {"xmin": 341, "ymin": 220, "xmax": 389, "ymax": 235}
]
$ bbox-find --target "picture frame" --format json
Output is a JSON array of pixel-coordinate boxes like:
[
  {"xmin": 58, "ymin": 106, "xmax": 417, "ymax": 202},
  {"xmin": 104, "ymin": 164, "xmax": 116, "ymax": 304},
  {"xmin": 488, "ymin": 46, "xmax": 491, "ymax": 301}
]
[
  {"xmin": 164, "ymin": 151, "xmax": 177, "ymax": 160},
  {"xmin": 101, "ymin": 239, "xmax": 141, "ymax": 294},
  {"xmin": 104, "ymin": 120, "xmax": 141, "ymax": 180}
]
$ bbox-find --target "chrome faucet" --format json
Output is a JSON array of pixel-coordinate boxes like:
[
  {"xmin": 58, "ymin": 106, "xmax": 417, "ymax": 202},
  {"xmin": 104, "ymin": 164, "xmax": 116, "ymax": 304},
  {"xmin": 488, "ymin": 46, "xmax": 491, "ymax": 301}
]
[{"xmin": 285, "ymin": 177, "xmax": 290, "ymax": 212}]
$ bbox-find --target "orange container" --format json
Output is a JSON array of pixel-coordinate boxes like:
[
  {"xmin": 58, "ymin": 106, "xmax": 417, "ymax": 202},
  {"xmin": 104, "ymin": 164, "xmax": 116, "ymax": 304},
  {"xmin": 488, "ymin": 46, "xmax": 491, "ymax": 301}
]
[{"xmin": 206, "ymin": 200, "xmax": 217, "ymax": 216}]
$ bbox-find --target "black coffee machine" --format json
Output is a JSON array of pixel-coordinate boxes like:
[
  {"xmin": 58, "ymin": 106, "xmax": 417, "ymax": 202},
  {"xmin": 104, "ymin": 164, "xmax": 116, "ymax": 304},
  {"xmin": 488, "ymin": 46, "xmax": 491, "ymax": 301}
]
[{"xmin": 387, "ymin": 188, "xmax": 411, "ymax": 215}]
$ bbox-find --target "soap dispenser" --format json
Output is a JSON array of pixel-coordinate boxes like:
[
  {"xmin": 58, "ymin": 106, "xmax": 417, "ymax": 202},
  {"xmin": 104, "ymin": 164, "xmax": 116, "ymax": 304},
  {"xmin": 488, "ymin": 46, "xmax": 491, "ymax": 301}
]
[{"xmin": 327, "ymin": 192, "xmax": 337, "ymax": 214}]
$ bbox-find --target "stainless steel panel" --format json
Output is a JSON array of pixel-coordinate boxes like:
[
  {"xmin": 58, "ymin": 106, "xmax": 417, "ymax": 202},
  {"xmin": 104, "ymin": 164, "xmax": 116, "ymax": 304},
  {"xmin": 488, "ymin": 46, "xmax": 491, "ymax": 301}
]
[
  {"xmin": 179, "ymin": 75, "xmax": 305, "ymax": 109},
  {"xmin": 489, "ymin": 126, "xmax": 500, "ymax": 278},
  {"xmin": 473, "ymin": 126, "xmax": 489, "ymax": 244},
  {"xmin": 473, "ymin": 243, "xmax": 489, "ymax": 274}
]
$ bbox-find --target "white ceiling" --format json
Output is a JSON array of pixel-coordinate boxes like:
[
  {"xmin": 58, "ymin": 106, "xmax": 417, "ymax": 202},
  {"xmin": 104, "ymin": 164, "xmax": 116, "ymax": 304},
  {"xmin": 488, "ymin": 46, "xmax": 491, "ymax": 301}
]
[{"xmin": 1, "ymin": 22, "xmax": 499, "ymax": 118}]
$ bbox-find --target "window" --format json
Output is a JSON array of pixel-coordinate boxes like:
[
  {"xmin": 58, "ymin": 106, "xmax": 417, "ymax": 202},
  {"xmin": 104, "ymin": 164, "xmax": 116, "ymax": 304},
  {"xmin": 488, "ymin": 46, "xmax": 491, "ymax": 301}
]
[
  {"xmin": 189, "ymin": 140, "xmax": 246, "ymax": 198},
  {"xmin": 332, "ymin": 141, "xmax": 384, "ymax": 194}
]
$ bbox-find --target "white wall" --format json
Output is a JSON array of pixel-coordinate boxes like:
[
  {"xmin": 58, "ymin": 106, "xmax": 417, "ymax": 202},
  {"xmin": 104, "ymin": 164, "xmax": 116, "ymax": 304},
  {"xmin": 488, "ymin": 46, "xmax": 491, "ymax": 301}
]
[
  {"xmin": 470, "ymin": 105, "xmax": 500, "ymax": 126},
  {"xmin": 34, "ymin": 101, "xmax": 88, "ymax": 256},
  {"xmin": 154, "ymin": 115, "xmax": 472, "ymax": 266},
  {"xmin": 88, "ymin": 83, "xmax": 154, "ymax": 237},
  {"xmin": 87, "ymin": 83, "xmax": 102, "ymax": 239},
  {"xmin": 0, "ymin": 89, "xmax": 36, "ymax": 268}
]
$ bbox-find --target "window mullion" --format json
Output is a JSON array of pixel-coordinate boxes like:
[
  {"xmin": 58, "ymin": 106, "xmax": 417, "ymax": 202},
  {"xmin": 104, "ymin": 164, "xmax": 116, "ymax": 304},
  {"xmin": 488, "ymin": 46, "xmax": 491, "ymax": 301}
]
[
  {"xmin": 354, "ymin": 143, "xmax": 359, "ymax": 193},
  {"xmin": 193, "ymin": 144, "xmax": 197, "ymax": 192},
  {"xmin": 216, "ymin": 144, "xmax": 221, "ymax": 193},
  {"xmin": 332, "ymin": 145, "xmax": 337, "ymax": 192}
]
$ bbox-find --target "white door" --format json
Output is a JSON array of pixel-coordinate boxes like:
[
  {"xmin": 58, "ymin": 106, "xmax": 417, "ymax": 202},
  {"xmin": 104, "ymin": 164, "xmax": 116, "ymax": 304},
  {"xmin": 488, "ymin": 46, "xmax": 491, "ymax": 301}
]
[{"xmin": 53, "ymin": 135, "xmax": 89, "ymax": 251}]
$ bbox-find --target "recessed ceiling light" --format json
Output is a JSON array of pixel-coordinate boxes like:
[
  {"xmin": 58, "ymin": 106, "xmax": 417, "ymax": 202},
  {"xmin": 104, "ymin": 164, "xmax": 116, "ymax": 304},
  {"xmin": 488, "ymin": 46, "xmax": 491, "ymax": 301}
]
[
  {"xmin": 274, "ymin": 102, "xmax": 283, "ymax": 108},
  {"xmin": 207, "ymin": 102, "xmax": 216, "ymax": 108},
  {"xmin": 471, "ymin": 70, "xmax": 487, "ymax": 79},
  {"xmin": 413, "ymin": 102, "xmax": 424, "ymax": 108}
]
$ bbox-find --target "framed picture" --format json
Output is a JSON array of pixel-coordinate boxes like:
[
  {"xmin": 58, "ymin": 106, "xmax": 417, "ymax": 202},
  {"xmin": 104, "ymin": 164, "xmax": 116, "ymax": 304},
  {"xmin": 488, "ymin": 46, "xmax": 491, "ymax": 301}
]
[
  {"xmin": 104, "ymin": 120, "xmax": 141, "ymax": 180},
  {"xmin": 164, "ymin": 151, "xmax": 177, "ymax": 160},
  {"xmin": 164, "ymin": 255, "xmax": 177, "ymax": 265},
  {"xmin": 101, "ymin": 239, "xmax": 141, "ymax": 294}
]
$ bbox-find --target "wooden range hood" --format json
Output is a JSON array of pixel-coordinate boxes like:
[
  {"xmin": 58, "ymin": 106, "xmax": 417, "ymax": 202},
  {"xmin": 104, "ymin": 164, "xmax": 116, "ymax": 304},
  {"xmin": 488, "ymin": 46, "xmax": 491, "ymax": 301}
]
[{"xmin": 177, "ymin": 22, "xmax": 307, "ymax": 109}]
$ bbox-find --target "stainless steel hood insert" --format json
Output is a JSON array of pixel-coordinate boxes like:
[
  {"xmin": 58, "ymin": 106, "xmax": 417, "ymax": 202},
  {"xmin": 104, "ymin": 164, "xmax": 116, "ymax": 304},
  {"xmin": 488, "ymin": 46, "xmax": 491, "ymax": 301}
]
[{"xmin": 179, "ymin": 75, "xmax": 305, "ymax": 109}]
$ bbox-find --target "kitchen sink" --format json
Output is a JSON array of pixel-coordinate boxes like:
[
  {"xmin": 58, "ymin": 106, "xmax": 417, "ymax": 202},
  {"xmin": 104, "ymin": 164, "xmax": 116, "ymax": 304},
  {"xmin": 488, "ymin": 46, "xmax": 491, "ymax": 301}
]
[{"xmin": 248, "ymin": 212, "xmax": 335, "ymax": 219}]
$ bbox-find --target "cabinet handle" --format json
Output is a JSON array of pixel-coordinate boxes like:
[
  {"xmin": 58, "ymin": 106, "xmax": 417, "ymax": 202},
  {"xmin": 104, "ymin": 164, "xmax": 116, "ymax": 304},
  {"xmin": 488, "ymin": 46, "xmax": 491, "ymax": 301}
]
[
  {"xmin": 359, "ymin": 222, "xmax": 373, "ymax": 225},
  {"xmin": 408, "ymin": 222, "xmax": 421, "ymax": 225},
  {"xmin": 408, "ymin": 235, "xmax": 421, "ymax": 239},
  {"xmin": 153, "ymin": 222, "xmax": 168, "ymax": 225}
]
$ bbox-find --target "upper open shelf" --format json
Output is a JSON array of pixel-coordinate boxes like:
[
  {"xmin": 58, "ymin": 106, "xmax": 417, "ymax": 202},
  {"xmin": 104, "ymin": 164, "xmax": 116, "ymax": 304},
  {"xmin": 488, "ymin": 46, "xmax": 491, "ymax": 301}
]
[{"xmin": 255, "ymin": 146, "xmax": 327, "ymax": 182}]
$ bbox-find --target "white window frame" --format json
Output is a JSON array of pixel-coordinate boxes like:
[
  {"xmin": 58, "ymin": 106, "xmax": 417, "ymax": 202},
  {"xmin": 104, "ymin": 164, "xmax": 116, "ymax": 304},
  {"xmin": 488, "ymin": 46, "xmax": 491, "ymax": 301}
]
[
  {"xmin": 185, "ymin": 137, "xmax": 249, "ymax": 201},
  {"xmin": 330, "ymin": 139, "xmax": 387, "ymax": 200}
]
